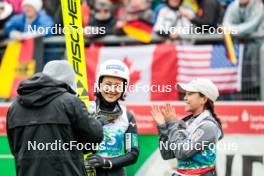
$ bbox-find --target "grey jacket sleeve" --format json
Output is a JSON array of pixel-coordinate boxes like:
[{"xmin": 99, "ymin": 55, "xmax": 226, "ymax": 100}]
[
  {"xmin": 162, "ymin": 120, "xmax": 219, "ymax": 160},
  {"xmin": 158, "ymin": 120, "xmax": 177, "ymax": 160}
]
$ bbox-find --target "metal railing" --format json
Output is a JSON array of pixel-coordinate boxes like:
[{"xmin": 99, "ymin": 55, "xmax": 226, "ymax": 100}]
[{"xmin": 40, "ymin": 32, "xmax": 264, "ymax": 45}]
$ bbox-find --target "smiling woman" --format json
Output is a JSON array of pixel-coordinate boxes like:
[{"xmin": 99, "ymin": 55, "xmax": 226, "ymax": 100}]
[
  {"xmin": 151, "ymin": 78, "xmax": 224, "ymax": 176},
  {"xmin": 101, "ymin": 76, "xmax": 124, "ymax": 103},
  {"xmin": 84, "ymin": 59, "xmax": 140, "ymax": 176}
]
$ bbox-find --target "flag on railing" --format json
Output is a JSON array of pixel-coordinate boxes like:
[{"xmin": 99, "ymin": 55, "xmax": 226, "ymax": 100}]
[
  {"xmin": 224, "ymin": 32, "xmax": 237, "ymax": 64},
  {"xmin": 176, "ymin": 44, "xmax": 243, "ymax": 93},
  {"xmin": 85, "ymin": 43, "xmax": 179, "ymax": 102},
  {"xmin": 123, "ymin": 21, "xmax": 153, "ymax": 43},
  {"xmin": 0, "ymin": 38, "xmax": 43, "ymax": 98},
  {"xmin": 85, "ymin": 43, "xmax": 243, "ymax": 103}
]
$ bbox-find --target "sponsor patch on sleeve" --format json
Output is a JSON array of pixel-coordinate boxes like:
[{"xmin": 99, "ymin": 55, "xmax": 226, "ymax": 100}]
[{"xmin": 191, "ymin": 129, "xmax": 205, "ymax": 142}]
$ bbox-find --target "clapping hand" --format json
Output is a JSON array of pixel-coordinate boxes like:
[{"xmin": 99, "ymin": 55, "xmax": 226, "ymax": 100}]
[
  {"xmin": 162, "ymin": 103, "xmax": 177, "ymax": 122},
  {"xmin": 151, "ymin": 104, "xmax": 177, "ymax": 125},
  {"xmin": 151, "ymin": 104, "xmax": 165, "ymax": 125}
]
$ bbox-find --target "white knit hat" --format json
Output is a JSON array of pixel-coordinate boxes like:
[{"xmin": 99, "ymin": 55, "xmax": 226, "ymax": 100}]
[
  {"xmin": 43, "ymin": 60, "xmax": 77, "ymax": 93},
  {"xmin": 0, "ymin": 2, "xmax": 13, "ymax": 20},
  {"xmin": 22, "ymin": 0, "xmax": 43, "ymax": 12}
]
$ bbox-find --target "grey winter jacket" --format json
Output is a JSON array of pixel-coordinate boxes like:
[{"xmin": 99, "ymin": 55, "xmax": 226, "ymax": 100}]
[{"xmin": 158, "ymin": 110, "xmax": 223, "ymax": 176}]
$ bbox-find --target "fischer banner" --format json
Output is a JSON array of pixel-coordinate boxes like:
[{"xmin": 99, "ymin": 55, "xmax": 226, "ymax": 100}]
[{"xmin": 60, "ymin": 0, "xmax": 90, "ymax": 110}]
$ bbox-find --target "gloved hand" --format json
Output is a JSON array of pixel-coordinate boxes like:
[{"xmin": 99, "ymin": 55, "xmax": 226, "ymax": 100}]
[{"xmin": 85, "ymin": 154, "xmax": 112, "ymax": 169}]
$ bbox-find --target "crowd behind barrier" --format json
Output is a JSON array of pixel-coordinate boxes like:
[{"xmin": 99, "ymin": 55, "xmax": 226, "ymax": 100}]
[
  {"xmin": 0, "ymin": 0, "xmax": 263, "ymax": 101},
  {"xmin": 0, "ymin": 33, "xmax": 263, "ymax": 101}
]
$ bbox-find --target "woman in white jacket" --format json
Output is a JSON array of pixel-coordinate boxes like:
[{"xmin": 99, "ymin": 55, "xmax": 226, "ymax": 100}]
[{"xmin": 153, "ymin": 0, "xmax": 192, "ymax": 39}]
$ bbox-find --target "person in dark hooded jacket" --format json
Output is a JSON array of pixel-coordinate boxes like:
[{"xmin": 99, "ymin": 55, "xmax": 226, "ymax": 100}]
[{"xmin": 6, "ymin": 60, "xmax": 103, "ymax": 176}]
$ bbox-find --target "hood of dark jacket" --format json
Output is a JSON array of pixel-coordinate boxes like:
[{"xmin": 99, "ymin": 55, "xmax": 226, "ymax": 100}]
[{"xmin": 17, "ymin": 73, "xmax": 75, "ymax": 107}]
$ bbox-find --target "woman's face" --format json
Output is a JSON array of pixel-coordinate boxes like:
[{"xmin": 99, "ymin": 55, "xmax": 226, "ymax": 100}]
[
  {"xmin": 168, "ymin": 0, "xmax": 181, "ymax": 8},
  {"xmin": 95, "ymin": 8, "xmax": 111, "ymax": 20},
  {"xmin": 184, "ymin": 92, "xmax": 207, "ymax": 115},
  {"xmin": 239, "ymin": 0, "xmax": 250, "ymax": 5},
  {"xmin": 23, "ymin": 5, "xmax": 37, "ymax": 20},
  {"xmin": 101, "ymin": 76, "xmax": 124, "ymax": 103}
]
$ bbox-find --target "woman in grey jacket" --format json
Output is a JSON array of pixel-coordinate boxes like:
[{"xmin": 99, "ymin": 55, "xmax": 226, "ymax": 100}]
[{"xmin": 151, "ymin": 78, "xmax": 224, "ymax": 176}]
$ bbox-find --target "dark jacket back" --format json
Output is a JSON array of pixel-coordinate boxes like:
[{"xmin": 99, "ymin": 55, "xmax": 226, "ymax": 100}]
[{"xmin": 7, "ymin": 73, "xmax": 103, "ymax": 176}]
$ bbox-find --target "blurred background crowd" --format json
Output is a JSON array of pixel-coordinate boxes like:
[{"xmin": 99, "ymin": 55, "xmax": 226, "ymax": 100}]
[
  {"xmin": 0, "ymin": 0, "xmax": 263, "ymax": 40},
  {"xmin": 0, "ymin": 0, "xmax": 263, "ymax": 101}
]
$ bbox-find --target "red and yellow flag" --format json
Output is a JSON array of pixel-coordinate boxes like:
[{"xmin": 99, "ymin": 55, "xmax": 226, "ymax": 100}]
[
  {"xmin": 0, "ymin": 38, "xmax": 43, "ymax": 98},
  {"xmin": 224, "ymin": 32, "xmax": 237, "ymax": 65},
  {"xmin": 123, "ymin": 21, "xmax": 153, "ymax": 43}
]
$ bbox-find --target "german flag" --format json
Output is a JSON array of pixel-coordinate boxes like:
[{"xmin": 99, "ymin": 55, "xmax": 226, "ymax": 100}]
[
  {"xmin": 0, "ymin": 38, "xmax": 43, "ymax": 98},
  {"xmin": 123, "ymin": 21, "xmax": 153, "ymax": 43}
]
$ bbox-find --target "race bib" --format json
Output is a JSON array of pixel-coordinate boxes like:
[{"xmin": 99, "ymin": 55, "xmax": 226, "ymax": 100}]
[{"xmin": 98, "ymin": 127, "xmax": 126, "ymax": 158}]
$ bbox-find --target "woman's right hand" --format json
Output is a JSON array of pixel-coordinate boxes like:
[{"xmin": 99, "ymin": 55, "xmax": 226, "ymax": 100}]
[
  {"xmin": 162, "ymin": 103, "xmax": 177, "ymax": 122},
  {"xmin": 151, "ymin": 104, "xmax": 165, "ymax": 125}
]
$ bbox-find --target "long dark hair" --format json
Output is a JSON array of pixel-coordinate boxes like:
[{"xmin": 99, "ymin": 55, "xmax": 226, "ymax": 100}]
[
  {"xmin": 199, "ymin": 93, "xmax": 222, "ymax": 127},
  {"xmin": 205, "ymin": 100, "xmax": 222, "ymax": 126}
]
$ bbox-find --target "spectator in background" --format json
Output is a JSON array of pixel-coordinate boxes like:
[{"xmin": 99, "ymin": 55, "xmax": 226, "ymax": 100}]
[
  {"xmin": 115, "ymin": 0, "xmax": 153, "ymax": 35},
  {"xmin": 180, "ymin": 0, "xmax": 224, "ymax": 29},
  {"xmin": 42, "ymin": 0, "xmax": 62, "ymax": 26},
  {"xmin": 4, "ymin": 0, "xmax": 54, "ymax": 40},
  {"xmin": 114, "ymin": 0, "xmax": 129, "ymax": 21},
  {"xmin": 5, "ymin": 0, "xmax": 23, "ymax": 14},
  {"xmin": 0, "ymin": 0, "xmax": 13, "ymax": 39},
  {"xmin": 153, "ymin": 0, "xmax": 192, "ymax": 39},
  {"xmin": 223, "ymin": 0, "xmax": 264, "ymax": 100},
  {"xmin": 47, "ymin": 0, "xmax": 91, "ymax": 29},
  {"xmin": 85, "ymin": 0, "xmax": 116, "ymax": 38},
  {"xmin": 223, "ymin": 0, "xmax": 264, "ymax": 38},
  {"xmin": 218, "ymin": 0, "xmax": 235, "ymax": 7},
  {"xmin": 0, "ymin": 0, "xmax": 13, "ymax": 28},
  {"xmin": 151, "ymin": 0, "xmax": 163, "ymax": 10}
]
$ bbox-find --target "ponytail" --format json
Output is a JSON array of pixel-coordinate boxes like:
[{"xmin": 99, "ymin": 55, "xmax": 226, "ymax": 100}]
[
  {"xmin": 199, "ymin": 93, "xmax": 222, "ymax": 127},
  {"xmin": 206, "ymin": 100, "xmax": 222, "ymax": 127}
]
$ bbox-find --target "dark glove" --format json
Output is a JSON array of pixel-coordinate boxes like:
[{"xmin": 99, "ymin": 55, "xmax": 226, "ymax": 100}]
[{"xmin": 85, "ymin": 154, "xmax": 112, "ymax": 169}]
